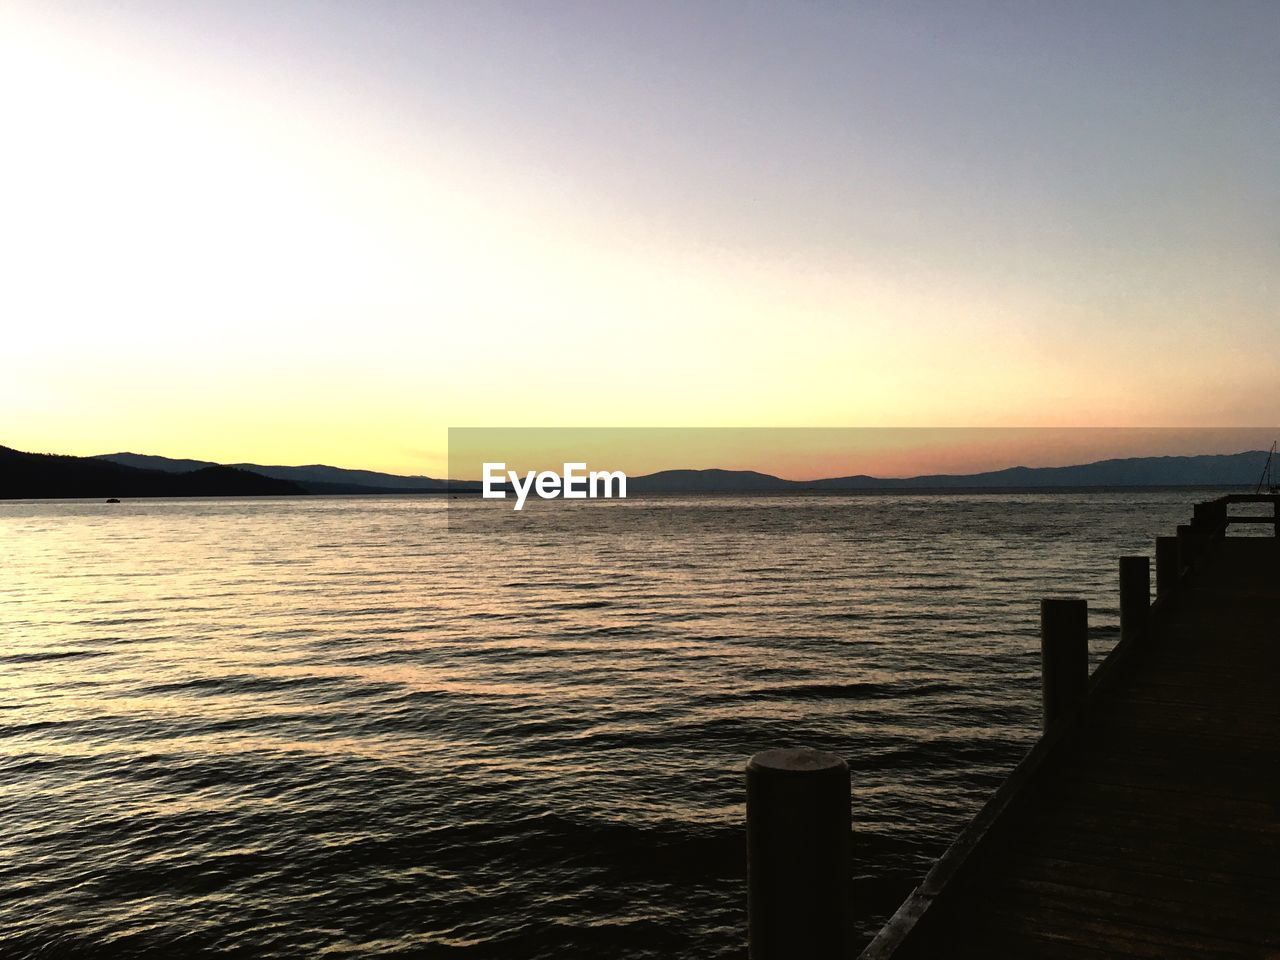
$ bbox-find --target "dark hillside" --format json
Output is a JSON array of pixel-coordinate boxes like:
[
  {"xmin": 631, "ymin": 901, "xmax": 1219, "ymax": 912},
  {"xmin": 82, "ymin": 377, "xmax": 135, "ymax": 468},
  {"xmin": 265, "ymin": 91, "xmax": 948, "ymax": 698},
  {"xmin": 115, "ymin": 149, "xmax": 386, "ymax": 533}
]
[{"xmin": 0, "ymin": 446, "xmax": 306, "ymax": 499}]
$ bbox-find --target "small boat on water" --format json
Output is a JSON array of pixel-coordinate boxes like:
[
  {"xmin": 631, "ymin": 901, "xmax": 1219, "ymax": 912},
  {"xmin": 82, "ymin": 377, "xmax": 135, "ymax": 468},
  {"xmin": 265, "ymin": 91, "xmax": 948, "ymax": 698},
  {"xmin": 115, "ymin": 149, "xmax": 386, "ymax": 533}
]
[{"xmin": 106, "ymin": 498, "xmax": 121, "ymax": 504}]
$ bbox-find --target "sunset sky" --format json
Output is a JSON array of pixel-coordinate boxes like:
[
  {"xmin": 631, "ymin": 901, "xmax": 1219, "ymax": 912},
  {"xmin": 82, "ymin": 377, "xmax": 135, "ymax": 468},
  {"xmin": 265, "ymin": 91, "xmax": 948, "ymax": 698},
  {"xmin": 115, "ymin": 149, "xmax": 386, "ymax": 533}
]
[{"xmin": 3, "ymin": 1, "xmax": 1277, "ymax": 476}]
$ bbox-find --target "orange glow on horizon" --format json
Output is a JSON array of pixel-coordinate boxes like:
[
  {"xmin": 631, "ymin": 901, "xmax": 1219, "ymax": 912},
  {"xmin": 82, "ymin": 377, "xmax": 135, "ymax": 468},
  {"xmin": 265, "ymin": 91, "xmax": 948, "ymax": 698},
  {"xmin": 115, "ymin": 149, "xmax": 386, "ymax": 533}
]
[{"xmin": 446, "ymin": 428, "xmax": 1279, "ymax": 483}]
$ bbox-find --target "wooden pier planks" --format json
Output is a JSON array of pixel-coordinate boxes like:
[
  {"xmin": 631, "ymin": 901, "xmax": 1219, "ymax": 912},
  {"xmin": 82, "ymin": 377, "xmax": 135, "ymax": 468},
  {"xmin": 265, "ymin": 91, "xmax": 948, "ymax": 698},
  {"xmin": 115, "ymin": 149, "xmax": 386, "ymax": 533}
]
[{"xmin": 866, "ymin": 534, "xmax": 1280, "ymax": 959}]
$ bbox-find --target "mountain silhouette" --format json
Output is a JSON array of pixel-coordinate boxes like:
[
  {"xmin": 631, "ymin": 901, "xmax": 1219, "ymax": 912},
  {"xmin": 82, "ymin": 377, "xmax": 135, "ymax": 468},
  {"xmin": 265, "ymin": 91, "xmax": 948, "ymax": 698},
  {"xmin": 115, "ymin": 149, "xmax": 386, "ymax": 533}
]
[
  {"xmin": 96, "ymin": 452, "xmax": 456, "ymax": 494},
  {"xmin": 2, "ymin": 446, "xmax": 1269, "ymax": 500},
  {"xmin": 1, "ymin": 446, "xmax": 306, "ymax": 499},
  {"xmin": 99, "ymin": 449, "xmax": 1274, "ymax": 495},
  {"xmin": 627, "ymin": 451, "xmax": 1271, "ymax": 492}
]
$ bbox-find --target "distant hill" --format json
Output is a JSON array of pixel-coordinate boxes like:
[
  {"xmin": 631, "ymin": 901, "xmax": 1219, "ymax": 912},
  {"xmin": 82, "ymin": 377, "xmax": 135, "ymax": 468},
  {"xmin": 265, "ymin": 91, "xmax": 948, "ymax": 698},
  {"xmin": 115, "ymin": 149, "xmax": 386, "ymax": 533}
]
[
  {"xmin": 628, "ymin": 469, "xmax": 800, "ymax": 493},
  {"xmin": 628, "ymin": 451, "xmax": 1272, "ymax": 493},
  {"xmin": 625, "ymin": 470, "xmax": 778, "ymax": 493},
  {"xmin": 808, "ymin": 451, "xmax": 1274, "ymax": 490},
  {"xmin": 97, "ymin": 452, "xmax": 457, "ymax": 494},
  {"xmin": 6, "ymin": 446, "xmax": 1261, "ymax": 499},
  {"xmin": 0, "ymin": 446, "xmax": 306, "ymax": 500}
]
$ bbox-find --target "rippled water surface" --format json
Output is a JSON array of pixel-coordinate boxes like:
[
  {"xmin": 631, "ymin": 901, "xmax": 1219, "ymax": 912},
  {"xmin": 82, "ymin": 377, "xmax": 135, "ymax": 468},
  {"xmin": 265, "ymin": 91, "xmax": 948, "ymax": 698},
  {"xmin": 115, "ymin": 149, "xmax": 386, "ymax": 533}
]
[{"xmin": 0, "ymin": 493, "xmax": 1215, "ymax": 957}]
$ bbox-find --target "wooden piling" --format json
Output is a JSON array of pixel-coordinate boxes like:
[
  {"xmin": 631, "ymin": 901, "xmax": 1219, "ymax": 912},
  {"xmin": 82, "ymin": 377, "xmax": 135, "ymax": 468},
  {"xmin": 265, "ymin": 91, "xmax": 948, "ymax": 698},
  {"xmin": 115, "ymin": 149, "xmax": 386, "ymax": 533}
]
[
  {"xmin": 1192, "ymin": 501, "xmax": 1210, "ymax": 530},
  {"xmin": 1039, "ymin": 598, "xmax": 1087, "ymax": 731},
  {"xmin": 1176, "ymin": 523, "xmax": 1196, "ymax": 575},
  {"xmin": 1118, "ymin": 556, "xmax": 1149, "ymax": 644},
  {"xmin": 1192, "ymin": 503, "xmax": 1212, "ymax": 557},
  {"xmin": 1155, "ymin": 535, "xmax": 1179, "ymax": 596},
  {"xmin": 746, "ymin": 747, "xmax": 851, "ymax": 959}
]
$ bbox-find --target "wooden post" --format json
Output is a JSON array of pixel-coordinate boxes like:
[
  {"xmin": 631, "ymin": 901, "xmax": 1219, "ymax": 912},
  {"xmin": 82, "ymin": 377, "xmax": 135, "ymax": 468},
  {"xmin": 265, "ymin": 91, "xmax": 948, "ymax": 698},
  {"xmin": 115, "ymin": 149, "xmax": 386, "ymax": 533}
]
[
  {"xmin": 747, "ymin": 747, "xmax": 851, "ymax": 959},
  {"xmin": 1155, "ymin": 536, "xmax": 1179, "ymax": 596},
  {"xmin": 1176, "ymin": 524, "xmax": 1195, "ymax": 575},
  {"xmin": 1119, "ymin": 556, "xmax": 1150, "ymax": 644},
  {"xmin": 1040, "ymin": 598, "xmax": 1088, "ymax": 731},
  {"xmin": 1192, "ymin": 502, "xmax": 1213, "ymax": 538},
  {"xmin": 1198, "ymin": 500, "xmax": 1227, "ymax": 535}
]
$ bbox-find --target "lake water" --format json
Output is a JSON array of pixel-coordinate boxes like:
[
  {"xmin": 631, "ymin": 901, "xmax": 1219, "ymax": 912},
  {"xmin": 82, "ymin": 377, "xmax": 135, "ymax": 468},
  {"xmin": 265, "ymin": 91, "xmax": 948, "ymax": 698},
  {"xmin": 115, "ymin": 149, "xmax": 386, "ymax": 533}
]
[{"xmin": 0, "ymin": 492, "xmax": 1225, "ymax": 957}]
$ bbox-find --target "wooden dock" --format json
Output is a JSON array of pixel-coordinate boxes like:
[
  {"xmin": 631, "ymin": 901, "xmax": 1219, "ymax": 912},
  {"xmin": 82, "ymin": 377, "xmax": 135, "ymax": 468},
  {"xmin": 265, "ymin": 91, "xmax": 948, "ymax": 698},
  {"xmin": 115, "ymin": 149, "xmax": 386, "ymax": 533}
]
[{"xmin": 747, "ymin": 494, "xmax": 1280, "ymax": 960}]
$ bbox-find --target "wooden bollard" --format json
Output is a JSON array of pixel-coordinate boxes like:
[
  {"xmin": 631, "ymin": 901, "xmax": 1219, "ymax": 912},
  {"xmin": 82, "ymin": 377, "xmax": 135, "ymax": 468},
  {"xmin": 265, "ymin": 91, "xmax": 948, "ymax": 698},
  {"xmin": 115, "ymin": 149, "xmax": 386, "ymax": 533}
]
[
  {"xmin": 1155, "ymin": 536, "xmax": 1179, "ymax": 596},
  {"xmin": 747, "ymin": 747, "xmax": 851, "ymax": 959},
  {"xmin": 1192, "ymin": 502, "xmax": 1214, "ymax": 534},
  {"xmin": 1191, "ymin": 504, "xmax": 1210, "ymax": 552},
  {"xmin": 1040, "ymin": 598, "xmax": 1088, "ymax": 731},
  {"xmin": 1176, "ymin": 524, "xmax": 1195, "ymax": 574},
  {"xmin": 1119, "ymin": 556, "xmax": 1150, "ymax": 644}
]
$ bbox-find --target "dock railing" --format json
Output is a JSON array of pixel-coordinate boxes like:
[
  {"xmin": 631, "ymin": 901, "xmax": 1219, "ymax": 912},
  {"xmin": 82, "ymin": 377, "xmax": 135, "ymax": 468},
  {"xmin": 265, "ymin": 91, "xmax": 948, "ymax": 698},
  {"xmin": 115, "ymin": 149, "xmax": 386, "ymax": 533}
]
[{"xmin": 743, "ymin": 492, "xmax": 1280, "ymax": 960}]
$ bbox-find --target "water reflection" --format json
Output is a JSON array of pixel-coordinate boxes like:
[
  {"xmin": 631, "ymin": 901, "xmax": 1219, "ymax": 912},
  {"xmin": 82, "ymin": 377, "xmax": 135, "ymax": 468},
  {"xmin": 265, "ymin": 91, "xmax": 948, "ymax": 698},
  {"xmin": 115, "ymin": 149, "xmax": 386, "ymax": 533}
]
[{"xmin": 0, "ymin": 492, "xmax": 1221, "ymax": 957}]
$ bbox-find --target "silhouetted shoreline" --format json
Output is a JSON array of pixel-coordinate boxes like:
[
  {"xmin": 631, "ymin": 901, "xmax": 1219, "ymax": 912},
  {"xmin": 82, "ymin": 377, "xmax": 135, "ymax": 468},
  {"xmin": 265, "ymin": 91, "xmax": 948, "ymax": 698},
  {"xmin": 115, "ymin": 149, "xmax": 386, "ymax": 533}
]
[
  {"xmin": 0, "ymin": 446, "xmax": 304, "ymax": 500},
  {"xmin": 1, "ymin": 444, "xmax": 1271, "ymax": 501}
]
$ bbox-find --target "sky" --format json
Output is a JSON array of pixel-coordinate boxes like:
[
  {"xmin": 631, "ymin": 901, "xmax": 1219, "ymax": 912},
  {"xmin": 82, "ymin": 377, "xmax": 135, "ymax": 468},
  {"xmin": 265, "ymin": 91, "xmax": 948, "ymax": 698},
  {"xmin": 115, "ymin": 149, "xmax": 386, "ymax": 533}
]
[{"xmin": 2, "ymin": 1, "xmax": 1277, "ymax": 476}]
